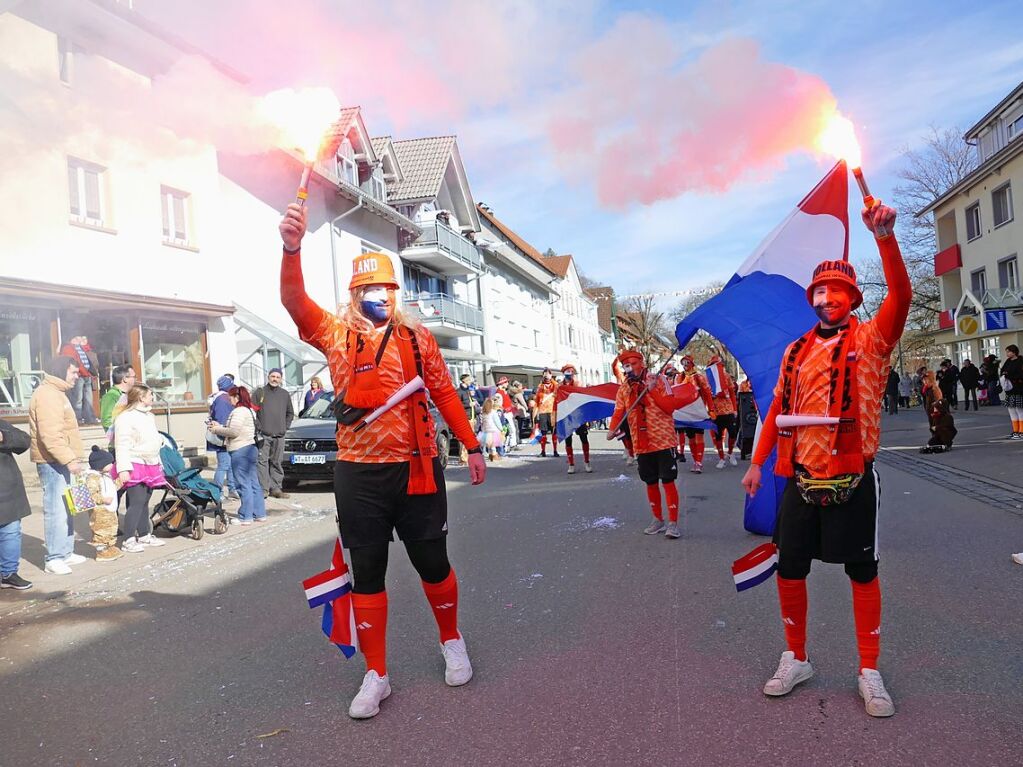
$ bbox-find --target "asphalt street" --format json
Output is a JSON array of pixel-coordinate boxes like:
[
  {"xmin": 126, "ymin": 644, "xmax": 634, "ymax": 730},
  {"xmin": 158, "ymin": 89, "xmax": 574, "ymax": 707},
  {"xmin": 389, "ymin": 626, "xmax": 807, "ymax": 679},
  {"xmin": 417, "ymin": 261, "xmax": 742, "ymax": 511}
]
[{"xmin": 1, "ymin": 426, "xmax": 1021, "ymax": 767}]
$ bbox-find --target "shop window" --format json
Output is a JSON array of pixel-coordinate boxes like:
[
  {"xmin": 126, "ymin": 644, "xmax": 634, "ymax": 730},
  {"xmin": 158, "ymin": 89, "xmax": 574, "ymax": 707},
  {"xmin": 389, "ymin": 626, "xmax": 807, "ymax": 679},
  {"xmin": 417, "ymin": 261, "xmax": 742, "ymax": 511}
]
[
  {"xmin": 140, "ymin": 319, "xmax": 206, "ymax": 405},
  {"xmin": 0, "ymin": 308, "xmax": 50, "ymax": 414}
]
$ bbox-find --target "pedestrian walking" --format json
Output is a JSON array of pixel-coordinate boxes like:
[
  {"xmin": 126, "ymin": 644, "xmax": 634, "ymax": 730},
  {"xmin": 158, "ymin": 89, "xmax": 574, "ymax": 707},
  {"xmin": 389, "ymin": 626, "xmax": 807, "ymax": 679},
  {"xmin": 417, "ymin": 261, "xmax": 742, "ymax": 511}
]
[
  {"xmin": 982, "ymin": 355, "xmax": 1001, "ymax": 406},
  {"xmin": 254, "ymin": 368, "xmax": 294, "ymax": 499},
  {"xmin": 0, "ymin": 418, "xmax": 33, "ymax": 590},
  {"xmin": 958, "ymin": 359, "xmax": 980, "ymax": 411},
  {"xmin": 207, "ymin": 374, "xmax": 239, "ymax": 501},
  {"xmin": 113, "ymin": 385, "xmax": 168, "ymax": 553},
  {"xmin": 209, "ymin": 386, "xmax": 266, "ymax": 525},
  {"xmin": 885, "ymin": 368, "xmax": 900, "ymax": 415},
  {"xmin": 280, "ymin": 202, "xmax": 486, "ymax": 720},
  {"xmin": 741, "ymin": 201, "xmax": 908, "ymax": 718},
  {"xmin": 898, "ymin": 372, "xmax": 911, "ymax": 408},
  {"xmin": 29, "ymin": 355, "xmax": 86, "ymax": 575},
  {"xmin": 1000, "ymin": 345, "xmax": 1023, "ymax": 439}
]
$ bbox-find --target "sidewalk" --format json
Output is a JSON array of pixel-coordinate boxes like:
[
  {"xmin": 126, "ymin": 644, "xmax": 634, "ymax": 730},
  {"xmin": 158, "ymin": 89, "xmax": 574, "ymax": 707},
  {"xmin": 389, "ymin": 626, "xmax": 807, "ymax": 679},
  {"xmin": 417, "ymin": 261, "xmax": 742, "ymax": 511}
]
[{"xmin": 878, "ymin": 401, "xmax": 1023, "ymax": 489}]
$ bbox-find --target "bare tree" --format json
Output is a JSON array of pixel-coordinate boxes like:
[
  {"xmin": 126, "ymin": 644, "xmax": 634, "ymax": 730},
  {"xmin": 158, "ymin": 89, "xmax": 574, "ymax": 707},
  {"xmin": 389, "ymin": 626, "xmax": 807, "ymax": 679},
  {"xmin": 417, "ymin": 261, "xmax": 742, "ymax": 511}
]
[{"xmin": 621, "ymin": 295, "xmax": 670, "ymax": 364}]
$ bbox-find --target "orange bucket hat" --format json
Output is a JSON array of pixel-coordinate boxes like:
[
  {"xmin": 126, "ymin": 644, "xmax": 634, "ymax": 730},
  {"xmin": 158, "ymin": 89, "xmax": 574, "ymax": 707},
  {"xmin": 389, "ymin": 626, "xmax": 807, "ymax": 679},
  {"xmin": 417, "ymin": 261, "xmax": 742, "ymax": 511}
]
[
  {"xmin": 349, "ymin": 252, "xmax": 400, "ymax": 291},
  {"xmin": 561, "ymin": 364, "xmax": 578, "ymax": 376},
  {"xmin": 616, "ymin": 350, "xmax": 644, "ymax": 368},
  {"xmin": 806, "ymin": 259, "xmax": 863, "ymax": 309}
]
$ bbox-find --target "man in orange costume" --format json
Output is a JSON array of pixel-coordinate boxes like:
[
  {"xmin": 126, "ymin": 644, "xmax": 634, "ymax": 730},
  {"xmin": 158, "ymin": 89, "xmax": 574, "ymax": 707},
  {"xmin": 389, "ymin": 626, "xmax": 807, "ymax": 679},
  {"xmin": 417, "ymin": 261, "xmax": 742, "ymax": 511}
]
[
  {"xmin": 279, "ymin": 204, "xmax": 487, "ymax": 719},
  {"xmin": 535, "ymin": 368, "xmax": 559, "ymax": 457},
  {"xmin": 679, "ymin": 355, "xmax": 715, "ymax": 474},
  {"xmin": 707, "ymin": 354, "xmax": 739, "ymax": 469},
  {"xmin": 557, "ymin": 364, "xmax": 592, "ymax": 474},
  {"xmin": 608, "ymin": 350, "xmax": 690, "ymax": 540},
  {"xmin": 741, "ymin": 202, "xmax": 910, "ymax": 718}
]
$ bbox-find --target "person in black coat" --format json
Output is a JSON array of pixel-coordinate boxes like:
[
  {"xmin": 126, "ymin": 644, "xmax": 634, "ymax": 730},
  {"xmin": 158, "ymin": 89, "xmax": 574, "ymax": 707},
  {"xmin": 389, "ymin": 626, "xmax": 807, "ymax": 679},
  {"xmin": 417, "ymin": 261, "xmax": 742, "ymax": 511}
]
[
  {"xmin": 959, "ymin": 359, "xmax": 980, "ymax": 411},
  {"xmin": 937, "ymin": 359, "xmax": 959, "ymax": 409},
  {"xmin": 981, "ymin": 355, "xmax": 1001, "ymax": 406},
  {"xmin": 0, "ymin": 419, "xmax": 33, "ymax": 590},
  {"xmin": 885, "ymin": 369, "xmax": 900, "ymax": 415}
]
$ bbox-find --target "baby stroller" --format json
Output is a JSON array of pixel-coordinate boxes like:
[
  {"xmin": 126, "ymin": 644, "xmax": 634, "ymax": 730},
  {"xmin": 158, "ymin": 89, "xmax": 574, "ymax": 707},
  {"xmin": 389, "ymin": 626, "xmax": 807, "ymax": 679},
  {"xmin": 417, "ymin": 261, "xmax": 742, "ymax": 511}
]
[{"xmin": 150, "ymin": 432, "xmax": 228, "ymax": 539}]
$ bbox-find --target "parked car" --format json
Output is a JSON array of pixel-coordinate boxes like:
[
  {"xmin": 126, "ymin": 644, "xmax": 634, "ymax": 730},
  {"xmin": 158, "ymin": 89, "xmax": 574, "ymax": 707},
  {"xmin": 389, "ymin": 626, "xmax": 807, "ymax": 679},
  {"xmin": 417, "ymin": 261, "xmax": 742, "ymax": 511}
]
[{"xmin": 283, "ymin": 393, "xmax": 455, "ymax": 487}]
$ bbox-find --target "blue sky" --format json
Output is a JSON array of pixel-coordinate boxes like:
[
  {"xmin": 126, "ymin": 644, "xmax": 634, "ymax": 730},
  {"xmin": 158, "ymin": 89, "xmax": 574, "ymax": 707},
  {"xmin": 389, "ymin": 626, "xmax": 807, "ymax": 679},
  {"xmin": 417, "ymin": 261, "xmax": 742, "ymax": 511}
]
[{"xmin": 142, "ymin": 0, "xmax": 1023, "ymax": 305}]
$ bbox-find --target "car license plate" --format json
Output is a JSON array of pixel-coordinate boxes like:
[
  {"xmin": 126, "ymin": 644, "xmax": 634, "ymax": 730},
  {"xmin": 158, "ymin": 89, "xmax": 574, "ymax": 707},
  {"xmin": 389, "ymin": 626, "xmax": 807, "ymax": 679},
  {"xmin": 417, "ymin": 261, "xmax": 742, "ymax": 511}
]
[{"xmin": 291, "ymin": 454, "xmax": 327, "ymax": 465}]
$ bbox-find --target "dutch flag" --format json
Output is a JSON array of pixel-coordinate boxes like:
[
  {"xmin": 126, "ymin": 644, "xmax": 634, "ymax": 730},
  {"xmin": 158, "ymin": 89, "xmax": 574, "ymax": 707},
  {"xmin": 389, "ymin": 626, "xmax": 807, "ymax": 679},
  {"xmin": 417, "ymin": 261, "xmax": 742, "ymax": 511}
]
[
  {"xmin": 674, "ymin": 161, "xmax": 849, "ymax": 535},
  {"xmin": 555, "ymin": 383, "xmax": 619, "ymax": 439},
  {"xmin": 732, "ymin": 542, "xmax": 779, "ymax": 592},
  {"xmin": 302, "ymin": 537, "xmax": 358, "ymax": 659},
  {"xmin": 705, "ymin": 363, "xmax": 724, "ymax": 397}
]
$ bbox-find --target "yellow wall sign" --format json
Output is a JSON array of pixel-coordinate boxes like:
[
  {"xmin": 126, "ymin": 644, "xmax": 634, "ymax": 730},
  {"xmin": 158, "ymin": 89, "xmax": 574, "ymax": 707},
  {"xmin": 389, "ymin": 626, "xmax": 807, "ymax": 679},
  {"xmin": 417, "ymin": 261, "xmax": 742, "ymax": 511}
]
[{"xmin": 957, "ymin": 315, "xmax": 979, "ymax": 335}]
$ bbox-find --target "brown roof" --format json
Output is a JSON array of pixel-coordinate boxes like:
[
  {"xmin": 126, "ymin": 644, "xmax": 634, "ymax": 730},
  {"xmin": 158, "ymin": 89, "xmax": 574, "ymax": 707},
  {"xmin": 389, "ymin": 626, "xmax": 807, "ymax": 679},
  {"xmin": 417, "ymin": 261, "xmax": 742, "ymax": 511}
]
[
  {"xmin": 476, "ymin": 204, "xmax": 554, "ymax": 273},
  {"xmin": 543, "ymin": 254, "xmax": 573, "ymax": 278},
  {"xmin": 585, "ymin": 286, "xmax": 615, "ymax": 335},
  {"xmin": 388, "ymin": 136, "xmax": 457, "ymax": 202}
]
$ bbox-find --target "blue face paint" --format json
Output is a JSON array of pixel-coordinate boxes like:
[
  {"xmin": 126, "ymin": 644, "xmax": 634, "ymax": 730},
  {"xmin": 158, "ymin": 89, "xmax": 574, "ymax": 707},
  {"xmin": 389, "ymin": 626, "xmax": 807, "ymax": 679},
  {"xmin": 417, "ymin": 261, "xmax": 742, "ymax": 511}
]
[{"xmin": 360, "ymin": 288, "xmax": 391, "ymax": 323}]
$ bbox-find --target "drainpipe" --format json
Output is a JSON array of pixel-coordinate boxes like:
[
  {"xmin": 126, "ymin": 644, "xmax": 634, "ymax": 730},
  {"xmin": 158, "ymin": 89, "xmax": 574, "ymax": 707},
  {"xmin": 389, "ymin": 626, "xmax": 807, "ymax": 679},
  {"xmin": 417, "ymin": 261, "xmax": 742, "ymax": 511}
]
[{"xmin": 328, "ymin": 197, "xmax": 365, "ymax": 310}]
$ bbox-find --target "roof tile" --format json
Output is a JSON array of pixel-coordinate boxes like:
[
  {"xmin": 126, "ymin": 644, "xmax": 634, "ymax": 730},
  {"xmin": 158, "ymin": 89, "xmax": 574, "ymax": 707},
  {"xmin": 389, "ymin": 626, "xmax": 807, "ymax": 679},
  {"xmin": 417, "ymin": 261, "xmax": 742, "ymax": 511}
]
[{"xmin": 387, "ymin": 136, "xmax": 456, "ymax": 202}]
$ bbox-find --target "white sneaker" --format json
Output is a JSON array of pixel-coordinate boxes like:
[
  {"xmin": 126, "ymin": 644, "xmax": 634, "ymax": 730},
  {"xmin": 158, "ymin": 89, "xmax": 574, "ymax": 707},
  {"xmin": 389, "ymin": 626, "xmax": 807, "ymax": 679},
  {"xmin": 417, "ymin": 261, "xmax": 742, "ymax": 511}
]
[
  {"xmin": 729, "ymin": 454, "xmax": 738, "ymax": 466},
  {"xmin": 567, "ymin": 464, "xmax": 576, "ymax": 474},
  {"xmin": 64, "ymin": 553, "xmax": 87, "ymax": 565},
  {"xmin": 643, "ymin": 519, "xmax": 666, "ymax": 535},
  {"xmin": 138, "ymin": 534, "xmax": 167, "ymax": 548},
  {"xmin": 664, "ymin": 523, "xmax": 681, "ymax": 539},
  {"xmin": 716, "ymin": 459, "xmax": 726, "ymax": 469},
  {"xmin": 584, "ymin": 462, "xmax": 593, "ymax": 473},
  {"xmin": 122, "ymin": 538, "xmax": 145, "ymax": 554},
  {"xmin": 691, "ymin": 462, "xmax": 702, "ymax": 474},
  {"xmin": 857, "ymin": 668, "xmax": 895, "ymax": 717},
  {"xmin": 44, "ymin": 559, "xmax": 73, "ymax": 575},
  {"xmin": 763, "ymin": 651, "xmax": 814, "ymax": 696},
  {"xmin": 230, "ymin": 518, "xmax": 252, "ymax": 526},
  {"xmin": 1012, "ymin": 552, "xmax": 1023, "ymax": 565},
  {"xmin": 348, "ymin": 670, "xmax": 391, "ymax": 719},
  {"xmin": 440, "ymin": 634, "xmax": 473, "ymax": 686}
]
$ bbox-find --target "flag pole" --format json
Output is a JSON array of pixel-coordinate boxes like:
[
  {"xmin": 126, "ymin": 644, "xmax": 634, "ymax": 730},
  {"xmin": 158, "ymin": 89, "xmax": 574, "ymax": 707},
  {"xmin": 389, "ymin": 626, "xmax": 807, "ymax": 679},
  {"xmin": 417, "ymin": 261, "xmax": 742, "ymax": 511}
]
[{"xmin": 609, "ymin": 346, "xmax": 681, "ymax": 439}]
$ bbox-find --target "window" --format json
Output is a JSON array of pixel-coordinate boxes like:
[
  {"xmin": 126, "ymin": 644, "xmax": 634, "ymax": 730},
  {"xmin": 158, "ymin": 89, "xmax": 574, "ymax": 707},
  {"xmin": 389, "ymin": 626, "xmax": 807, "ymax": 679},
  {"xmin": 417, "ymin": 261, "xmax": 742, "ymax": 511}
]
[
  {"xmin": 0, "ymin": 307, "xmax": 50, "ymax": 413},
  {"xmin": 1009, "ymin": 114, "xmax": 1023, "ymax": 141},
  {"xmin": 57, "ymin": 36, "xmax": 74, "ymax": 85},
  {"xmin": 992, "ymin": 184, "xmax": 1013, "ymax": 227},
  {"xmin": 998, "ymin": 255, "xmax": 1019, "ymax": 291},
  {"xmin": 981, "ymin": 335, "xmax": 1000, "ymax": 361},
  {"xmin": 971, "ymin": 267, "xmax": 987, "ymax": 296},
  {"xmin": 362, "ymin": 167, "xmax": 386, "ymax": 202},
  {"xmin": 140, "ymin": 319, "xmax": 207, "ymax": 405},
  {"xmin": 965, "ymin": 203, "xmax": 982, "ymax": 241},
  {"xmin": 160, "ymin": 186, "xmax": 193, "ymax": 247},
  {"xmin": 337, "ymin": 138, "xmax": 357, "ymax": 187},
  {"xmin": 955, "ymin": 341, "xmax": 970, "ymax": 368},
  {"xmin": 67, "ymin": 157, "xmax": 108, "ymax": 227}
]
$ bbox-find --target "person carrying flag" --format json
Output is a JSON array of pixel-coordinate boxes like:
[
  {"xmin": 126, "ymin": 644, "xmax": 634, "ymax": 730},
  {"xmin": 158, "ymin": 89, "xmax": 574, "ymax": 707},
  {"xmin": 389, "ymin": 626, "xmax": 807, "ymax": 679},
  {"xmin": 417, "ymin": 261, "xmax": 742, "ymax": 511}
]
[
  {"xmin": 557, "ymin": 364, "xmax": 592, "ymax": 474},
  {"xmin": 707, "ymin": 354, "xmax": 740, "ymax": 469},
  {"xmin": 279, "ymin": 204, "xmax": 487, "ymax": 720},
  {"xmin": 679, "ymin": 355, "xmax": 715, "ymax": 474},
  {"xmin": 611, "ymin": 356, "xmax": 636, "ymax": 466},
  {"xmin": 661, "ymin": 362, "xmax": 687, "ymax": 464},
  {"xmin": 608, "ymin": 350, "xmax": 690, "ymax": 539},
  {"xmin": 535, "ymin": 368, "xmax": 560, "ymax": 458},
  {"xmin": 741, "ymin": 202, "xmax": 910, "ymax": 718}
]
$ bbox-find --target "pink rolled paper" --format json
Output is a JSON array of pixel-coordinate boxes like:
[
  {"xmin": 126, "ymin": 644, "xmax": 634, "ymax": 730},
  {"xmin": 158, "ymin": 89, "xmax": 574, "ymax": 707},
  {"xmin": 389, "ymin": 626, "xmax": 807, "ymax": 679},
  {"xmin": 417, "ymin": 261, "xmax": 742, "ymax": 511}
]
[
  {"xmin": 775, "ymin": 414, "xmax": 854, "ymax": 428},
  {"xmin": 352, "ymin": 375, "xmax": 425, "ymax": 432}
]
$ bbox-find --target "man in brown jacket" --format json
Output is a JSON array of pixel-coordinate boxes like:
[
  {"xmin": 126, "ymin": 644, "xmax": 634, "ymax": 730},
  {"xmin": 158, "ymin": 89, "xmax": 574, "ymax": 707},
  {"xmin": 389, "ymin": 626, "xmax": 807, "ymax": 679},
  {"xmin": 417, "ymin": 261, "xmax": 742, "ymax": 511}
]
[{"xmin": 29, "ymin": 356, "xmax": 86, "ymax": 575}]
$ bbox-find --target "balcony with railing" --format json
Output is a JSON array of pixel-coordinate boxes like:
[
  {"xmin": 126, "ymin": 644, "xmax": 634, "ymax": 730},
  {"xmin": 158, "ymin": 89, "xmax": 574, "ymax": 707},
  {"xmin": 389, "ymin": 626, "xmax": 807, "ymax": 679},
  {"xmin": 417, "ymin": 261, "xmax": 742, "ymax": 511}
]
[
  {"xmin": 404, "ymin": 292, "xmax": 484, "ymax": 337},
  {"xmin": 400, "ymin": 220, "xmax": 482, "ymax": 275}
]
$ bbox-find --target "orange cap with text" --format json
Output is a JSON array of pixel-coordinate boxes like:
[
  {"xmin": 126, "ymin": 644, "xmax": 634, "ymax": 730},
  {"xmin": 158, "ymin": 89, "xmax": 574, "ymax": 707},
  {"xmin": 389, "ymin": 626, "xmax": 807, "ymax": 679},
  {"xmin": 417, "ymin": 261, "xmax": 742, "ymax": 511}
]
[{"xmin": 349, "ymin": 252, "xmax": 400, "ymax": 291}]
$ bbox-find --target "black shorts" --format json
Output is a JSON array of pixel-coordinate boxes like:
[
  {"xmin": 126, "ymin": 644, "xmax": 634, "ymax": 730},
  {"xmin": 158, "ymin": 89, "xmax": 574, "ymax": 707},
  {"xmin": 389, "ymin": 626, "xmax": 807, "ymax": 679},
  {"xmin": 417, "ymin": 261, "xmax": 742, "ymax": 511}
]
[
  {"xmin": 713, "ymin": 413, "xmax": 737, "ymax": 435},
  {"xmin": 773, "ymin": 463, "xmax": 880, "ymax": 564},
  {"xmin": 538, "ymin": 412, "xmax": 554, "ymax": 435},
  {"xmin": 682, "ymin": 428, "xmax": 703, "ymax": 437},
  {"xmin": 566, "ymin": 424, "xmax": 589, "ymax": 443},
  {"xmin": 333, "ymin": 458, "xmax": 447, "ymax": 549},
  {"xmin": 636, "ymin": 448, "xmax": 678, "ymax": 485}
]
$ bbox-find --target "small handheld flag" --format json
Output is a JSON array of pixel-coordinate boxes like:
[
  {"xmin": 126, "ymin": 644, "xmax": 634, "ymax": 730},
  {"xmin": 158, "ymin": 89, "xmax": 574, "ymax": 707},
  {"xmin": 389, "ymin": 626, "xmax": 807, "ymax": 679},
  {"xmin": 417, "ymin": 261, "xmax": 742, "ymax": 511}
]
[
  {"xmin": 705, "ymin": 363, "xmax": 724, "ymax": 396},
  {"xmin": 732, "ymin": 542, "xmax": 778, "ymax": 592},
  {"xmin": 302, "ymin": 537, "xmax": 358, "ymax": 659}
]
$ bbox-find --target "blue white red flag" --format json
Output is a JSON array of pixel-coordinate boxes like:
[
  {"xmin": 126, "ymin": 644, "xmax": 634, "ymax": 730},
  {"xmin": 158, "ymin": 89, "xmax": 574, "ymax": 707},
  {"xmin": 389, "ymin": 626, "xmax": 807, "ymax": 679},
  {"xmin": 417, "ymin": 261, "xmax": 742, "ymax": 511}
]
[
  {"xmin": 674, "ymin": 161, "xmax": 849, "ymax": 535},
  {"xmin": 705, "ymin": 363, "xmax": 724, "ymax": 396},
  {"xmin": 302, "ymin": 537, "xmax": 358, "ymax": 659},
  {"xmin": 555, "ymin": 383, "xmax": 618, "ymax": 439},
  {"xmin": 732, "ymin": 542, "xmax": 778, "ymax": 592},
  {"xmin": 670, "ymin": 379, "xmax": 716, "ymax": 431}
]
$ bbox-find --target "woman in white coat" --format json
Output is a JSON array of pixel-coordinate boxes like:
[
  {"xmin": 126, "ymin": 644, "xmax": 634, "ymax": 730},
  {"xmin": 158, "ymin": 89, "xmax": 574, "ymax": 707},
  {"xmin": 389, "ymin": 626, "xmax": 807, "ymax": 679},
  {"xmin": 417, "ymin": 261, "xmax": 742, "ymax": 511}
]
[{"xmin": 113, "ymin": 385, "xmax": 167, "ymax": 553}]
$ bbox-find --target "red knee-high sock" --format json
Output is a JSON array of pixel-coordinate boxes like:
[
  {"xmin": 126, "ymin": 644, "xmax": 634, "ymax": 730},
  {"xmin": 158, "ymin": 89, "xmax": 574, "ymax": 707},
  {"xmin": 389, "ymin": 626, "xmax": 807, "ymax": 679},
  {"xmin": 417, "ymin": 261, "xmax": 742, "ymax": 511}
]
[
  {"xmin": 565, "ymin": 441, "xmax": 575, "ymax": 465},
  {"xmin": 851, "ymin": 577, "xmax": 882, "ymax": 670},
  {"xmin": 552, "ymin": 435, "xmax": 559, "ymax": 452},
  {"xmin": 712, "ymin": 431, "xmax": 725, "ymax": 459},
  {"xmin": 540, "ymin": 435, "xmax": 547, "ymax": 452},
  {"xmin": 645, "ymin": 484, "xmax": 663, "ymax": 519},
  {"xmin": 678, "ymin": 432, "xmax": 686, "ymax": 453},
  {"xmin": 352, "ymin": 591, "xmax": 388, "ymax": 675},
  {"xmin": 582, "ymin": 442, "xmax": 590, "ymax": 462},
  {"xmin": 662, "ymin": 482, "xmax": 679, "ymax": 523},
  {"xmin": 689, "ymin": 435, "xmax": 705, "ymax": 464},
  {"xmin": 623, "ymin": 436, "xmax": 634, "ymax": 457},
  {"xmin": 421, "ymin": 569, "xmax": 460, "ymax": 643},
  {"xmin": 776, "ymin": 577, "xmax": 808, "ymax": 661}
]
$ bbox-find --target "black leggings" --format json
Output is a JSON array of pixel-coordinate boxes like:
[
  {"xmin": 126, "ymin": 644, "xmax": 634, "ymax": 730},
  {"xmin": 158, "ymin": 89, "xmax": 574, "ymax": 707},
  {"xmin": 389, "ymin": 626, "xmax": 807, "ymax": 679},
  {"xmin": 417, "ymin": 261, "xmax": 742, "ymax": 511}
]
[
  {"xmin": 349, "ymin": 537, "xmax": 452, "ymax": 594},
  {"xmin": 777, "ymin": 556, "xmax": 878, "ymax": 584},
  {"xmin": 123, "ymin": 484, "xmax": 153, "ymax": 539}
]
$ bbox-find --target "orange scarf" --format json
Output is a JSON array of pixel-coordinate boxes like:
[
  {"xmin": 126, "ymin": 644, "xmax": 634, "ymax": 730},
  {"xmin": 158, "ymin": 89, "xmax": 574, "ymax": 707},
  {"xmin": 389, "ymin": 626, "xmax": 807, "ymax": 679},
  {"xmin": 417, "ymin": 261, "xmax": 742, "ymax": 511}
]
[{"xmin": 395, "ymin": 326, "xmax": 437, "ymax": 495}]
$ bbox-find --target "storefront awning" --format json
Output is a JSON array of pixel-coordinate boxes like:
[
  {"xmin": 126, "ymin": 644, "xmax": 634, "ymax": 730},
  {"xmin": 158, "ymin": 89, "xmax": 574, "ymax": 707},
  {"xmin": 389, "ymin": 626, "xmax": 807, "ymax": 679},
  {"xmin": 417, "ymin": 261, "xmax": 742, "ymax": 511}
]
[
  {"xmin": 233, "ymin": 303, "xmax": 326, "ymax": 365},
  {"xmin": 0, "ymin": 277, "xmax": 235, "ymax": 316},
  {"xmin": 437, "ymin": 347, "xmax": 496, "ymax": 364}
]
